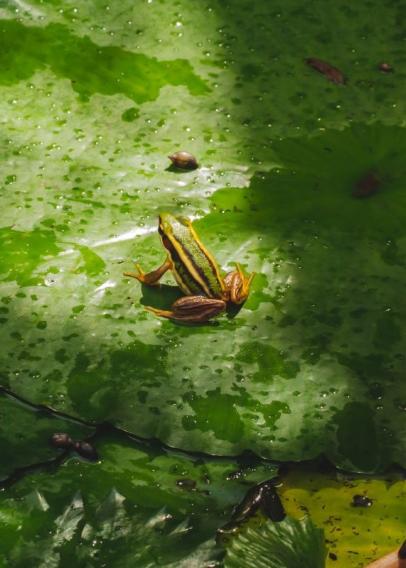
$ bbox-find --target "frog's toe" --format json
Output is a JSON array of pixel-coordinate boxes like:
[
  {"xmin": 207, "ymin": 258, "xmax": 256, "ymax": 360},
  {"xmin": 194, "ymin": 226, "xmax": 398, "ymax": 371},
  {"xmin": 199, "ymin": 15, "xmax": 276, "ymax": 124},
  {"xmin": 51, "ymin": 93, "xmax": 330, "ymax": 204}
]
[{"xmin": 124, "ymin": 264, "xmax": 147, "ymax": 283}]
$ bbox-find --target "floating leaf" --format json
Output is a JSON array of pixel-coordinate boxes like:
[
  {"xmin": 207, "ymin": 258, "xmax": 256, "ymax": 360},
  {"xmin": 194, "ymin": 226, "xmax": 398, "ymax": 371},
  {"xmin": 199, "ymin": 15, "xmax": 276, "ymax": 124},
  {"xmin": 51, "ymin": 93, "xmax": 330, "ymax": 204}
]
[
  {"xmin": 0, "ymin": 395, "xmax": 93, "ymax": 480},
  {"xmin": 0, "ymin": 433, "xmax": 277, "ymax": 566},
  {"xmin": 0, "ymin": 0, "xmax": 405, "ymax": 485},
  {"xmin": 224, "ymin": 516, "xmax": 326, "ymax": 568}
]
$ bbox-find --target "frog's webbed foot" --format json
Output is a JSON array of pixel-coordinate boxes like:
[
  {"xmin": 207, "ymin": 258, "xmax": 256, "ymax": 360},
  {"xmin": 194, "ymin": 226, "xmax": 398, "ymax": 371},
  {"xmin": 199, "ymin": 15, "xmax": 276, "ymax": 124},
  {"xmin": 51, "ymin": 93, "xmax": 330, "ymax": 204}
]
[
  {"xmin": 224, "ymin": 264, "xmax": 255, "ymax": 305},
  {"xmin": 124, "ymin": 258, "xmax": 172, "ymax": 286},
  {"xmin": 146, "ymin": 296, "xmax": 226, "ymax": 323}
]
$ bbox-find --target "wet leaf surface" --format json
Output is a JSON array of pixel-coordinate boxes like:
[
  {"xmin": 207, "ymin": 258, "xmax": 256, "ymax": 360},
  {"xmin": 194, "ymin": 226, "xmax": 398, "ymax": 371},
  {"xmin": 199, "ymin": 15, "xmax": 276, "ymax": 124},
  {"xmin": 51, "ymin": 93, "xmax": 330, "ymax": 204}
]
[
  {"xmin": 0, "ymin": 0, "xmax": 405, "ymax": 563},
  {"xmin": 0, "ymin": 431, "xmax": 277, "ymax": 566},
  {"xmin": 2, "ymin": 122, "xmax": 405, "ymax": 470},
  {"xmin": 0, "ymin": 395, "xmax": 93, "ymax": 480}
]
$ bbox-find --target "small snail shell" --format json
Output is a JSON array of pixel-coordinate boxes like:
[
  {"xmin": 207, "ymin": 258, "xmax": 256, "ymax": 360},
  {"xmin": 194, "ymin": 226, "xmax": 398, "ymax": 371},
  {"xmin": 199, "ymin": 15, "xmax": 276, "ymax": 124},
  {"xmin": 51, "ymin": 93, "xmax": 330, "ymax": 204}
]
[
  {"xmin": 378, "ymin": 62, "xmax": 393, "ymax": 73},
  {"xmin": 168, "ymin": 151, "xmax": 199, "ymax": 170}
]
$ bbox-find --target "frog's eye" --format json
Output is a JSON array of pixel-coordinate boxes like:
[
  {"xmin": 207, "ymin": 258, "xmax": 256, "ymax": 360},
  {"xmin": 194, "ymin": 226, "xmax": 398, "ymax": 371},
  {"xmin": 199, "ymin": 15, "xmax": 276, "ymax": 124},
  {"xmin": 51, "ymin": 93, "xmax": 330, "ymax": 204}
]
[{"xmin": 177, "ymin": 216, "xmax": 191, "ymax": 228}]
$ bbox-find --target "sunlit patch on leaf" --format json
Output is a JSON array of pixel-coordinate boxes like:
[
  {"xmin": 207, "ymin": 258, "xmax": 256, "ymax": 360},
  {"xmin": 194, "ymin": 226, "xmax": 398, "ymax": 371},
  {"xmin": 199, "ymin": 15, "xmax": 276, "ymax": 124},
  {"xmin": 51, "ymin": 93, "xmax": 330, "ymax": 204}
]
[
  {"xmin": 0, "ymin": 227, "xmax": 60, "ymax": 286},
  {"xmin": 0, "ymin": 20, "xmax": 209, "ymax": 103}
]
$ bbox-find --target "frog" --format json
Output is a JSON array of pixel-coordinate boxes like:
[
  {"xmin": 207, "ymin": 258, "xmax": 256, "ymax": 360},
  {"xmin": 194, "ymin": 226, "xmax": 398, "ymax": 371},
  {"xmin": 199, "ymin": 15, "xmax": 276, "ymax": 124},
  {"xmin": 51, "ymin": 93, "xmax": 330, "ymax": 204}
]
[{"xmin": 124, "ymin": 213, "xmax": 255, "ymax": 323}]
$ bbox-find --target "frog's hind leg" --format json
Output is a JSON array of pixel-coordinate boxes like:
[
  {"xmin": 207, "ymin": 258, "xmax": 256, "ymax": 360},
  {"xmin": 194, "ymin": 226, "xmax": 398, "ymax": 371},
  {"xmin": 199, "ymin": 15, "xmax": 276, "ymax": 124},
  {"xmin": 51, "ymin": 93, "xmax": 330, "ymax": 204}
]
[
  {"xmin": 124, "ymin": 258, "xmax": 172, "ymax": 286},
  {"xmin": 224, "ymin": 264, "xmax": 255, "ymax": 304},
  {"xmin": 145, "ymin": 296, "xmax": 226, "ymax": 323}
]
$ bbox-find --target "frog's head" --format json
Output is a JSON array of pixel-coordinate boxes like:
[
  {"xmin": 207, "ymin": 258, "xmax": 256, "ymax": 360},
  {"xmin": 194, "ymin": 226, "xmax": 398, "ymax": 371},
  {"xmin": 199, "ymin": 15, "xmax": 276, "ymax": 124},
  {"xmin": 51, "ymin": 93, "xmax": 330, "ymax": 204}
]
[
  {"xmin": 158, "ymin": 212, "xmax": 189, "ymax": 236},
  {"xmin": 158, "ymin": 212, "xmax": 175, "ymax": 232},
  {"xmin": 158, "ymin": 213, "xmax": 190, "ymax": 253}
]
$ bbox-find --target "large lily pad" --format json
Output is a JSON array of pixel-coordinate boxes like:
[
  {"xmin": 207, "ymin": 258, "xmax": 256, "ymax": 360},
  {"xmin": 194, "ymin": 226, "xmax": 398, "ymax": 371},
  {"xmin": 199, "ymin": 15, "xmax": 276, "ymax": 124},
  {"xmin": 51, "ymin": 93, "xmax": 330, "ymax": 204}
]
[{"xmin": 0, "ymin": 0, "xmax": 405, "ymax": 472}]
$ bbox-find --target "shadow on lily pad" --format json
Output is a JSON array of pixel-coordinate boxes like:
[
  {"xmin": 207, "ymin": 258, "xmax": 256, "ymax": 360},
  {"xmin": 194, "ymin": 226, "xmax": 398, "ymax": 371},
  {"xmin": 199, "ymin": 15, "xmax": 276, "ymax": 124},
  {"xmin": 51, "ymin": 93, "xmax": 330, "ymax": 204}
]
[{"xmin": 202, "ymin": 122, "xmax": 406, "ymax": 471}]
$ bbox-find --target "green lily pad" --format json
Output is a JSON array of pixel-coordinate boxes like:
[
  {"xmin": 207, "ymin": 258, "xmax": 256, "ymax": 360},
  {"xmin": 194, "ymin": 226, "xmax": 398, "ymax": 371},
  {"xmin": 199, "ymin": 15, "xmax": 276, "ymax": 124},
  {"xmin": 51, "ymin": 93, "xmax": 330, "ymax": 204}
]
[
  {"xmin": 0, "ymin": 432, "xmax": 277, "ymax": 567},
  {"xmin": 0, "ymin": 0, "xmax": 405, "ymax": 473},
  {"xmin": 2, "ymin": 123, "xmax": 404, "ymax": 472}
]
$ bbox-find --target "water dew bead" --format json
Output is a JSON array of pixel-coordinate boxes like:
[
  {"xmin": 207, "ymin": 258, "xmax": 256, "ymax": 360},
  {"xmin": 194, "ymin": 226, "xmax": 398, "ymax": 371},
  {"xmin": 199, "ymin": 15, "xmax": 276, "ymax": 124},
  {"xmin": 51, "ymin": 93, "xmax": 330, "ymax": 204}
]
[{"xmin": 176, "ymin": 478, "xmax": 197, "ymax": 491}]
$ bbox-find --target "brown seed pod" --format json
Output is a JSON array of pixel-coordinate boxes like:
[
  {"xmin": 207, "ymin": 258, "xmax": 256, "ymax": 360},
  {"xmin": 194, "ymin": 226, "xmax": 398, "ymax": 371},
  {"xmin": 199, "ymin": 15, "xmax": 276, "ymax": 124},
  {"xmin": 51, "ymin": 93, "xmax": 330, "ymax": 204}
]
[
  {"xmin": 74, "ymin": 441, "xmax": 99, "ymax": 462},
  {"xmin": 50, "ymin": 432, "xmax": 74, "ymax": 450},
  {"xmin": 306, "ymin": 57, "xmax": 346, "ymax": 85},
  {"xmin": 168, "ymin": 151, "xmax": 199, "ymax": 170}
]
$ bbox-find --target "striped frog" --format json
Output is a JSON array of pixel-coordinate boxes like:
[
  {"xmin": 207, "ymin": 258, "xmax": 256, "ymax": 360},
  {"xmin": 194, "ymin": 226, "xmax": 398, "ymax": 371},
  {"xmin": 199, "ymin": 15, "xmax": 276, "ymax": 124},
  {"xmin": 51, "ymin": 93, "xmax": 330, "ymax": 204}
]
[{"xmin": 124, "ymin": 213, "xmax": 255, "ymax": 323}]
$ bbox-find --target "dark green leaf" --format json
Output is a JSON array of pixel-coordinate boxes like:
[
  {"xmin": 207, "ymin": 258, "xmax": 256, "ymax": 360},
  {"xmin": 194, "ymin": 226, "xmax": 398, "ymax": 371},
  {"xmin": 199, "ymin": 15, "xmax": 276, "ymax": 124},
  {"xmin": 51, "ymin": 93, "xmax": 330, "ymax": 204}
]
[
  {"xmin": 224, "ymin": 516, "xmax": 326, "ymax": 568},
  {"xmin": 0, "ymin": 395, "xmax": 93, "ymax": 480},
  {"xmin": 0, "ymin": 432, "xmax": 277, "ymax": 566}
]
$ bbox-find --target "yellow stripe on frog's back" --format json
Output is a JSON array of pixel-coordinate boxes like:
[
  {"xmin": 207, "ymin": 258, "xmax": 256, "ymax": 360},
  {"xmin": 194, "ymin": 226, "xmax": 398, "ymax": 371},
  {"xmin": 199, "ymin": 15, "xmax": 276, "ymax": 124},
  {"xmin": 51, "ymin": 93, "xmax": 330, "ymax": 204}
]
[
  {"xmin": 165, "ymin": 229, "xmax": 213, "ymax": 297},
  {"xmin": 158, "ymin": 213, "xmax": 225, "ymax": 299},
  {"xmin": 184, "ymin": 219, "xmax": 226, "ymax": 297}
]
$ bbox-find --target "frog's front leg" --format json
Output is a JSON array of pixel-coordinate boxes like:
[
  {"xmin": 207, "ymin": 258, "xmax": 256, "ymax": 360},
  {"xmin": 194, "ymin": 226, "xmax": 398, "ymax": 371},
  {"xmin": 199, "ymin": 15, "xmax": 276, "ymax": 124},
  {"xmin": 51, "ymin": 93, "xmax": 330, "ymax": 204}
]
[
  {"xmin": 146, "ymin": 296, "xmax": 226, "ymax": 323},
  {"xmin": 224, "ymin": 264, "xmax": 255, "ymax": 304},
  {"xmin": 123, "ymin": 257, "xmax": 172, "ymax": 286}
]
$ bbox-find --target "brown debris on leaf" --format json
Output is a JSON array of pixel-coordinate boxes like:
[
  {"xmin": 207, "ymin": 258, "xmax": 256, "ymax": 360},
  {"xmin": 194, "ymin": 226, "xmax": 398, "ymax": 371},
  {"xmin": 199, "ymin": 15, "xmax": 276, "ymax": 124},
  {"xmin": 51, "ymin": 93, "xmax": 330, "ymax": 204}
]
[
  {"xmin": 305, "ymin": 57, "xmax": 346, "ymax": 84},
  {"xmin": 351, "ymin": 494, "xmax": 373, "ymax": 507},
  {"xmin": 353, "ymin": 171, "xmax": 381, "ymax": 198},
  {"xmin": 50, "ymin": 432, "xmax": 99, "ymax": 461},
  {"xmin": 217, "ymin": 480, "xmax": 285, "ymax": 540}
]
